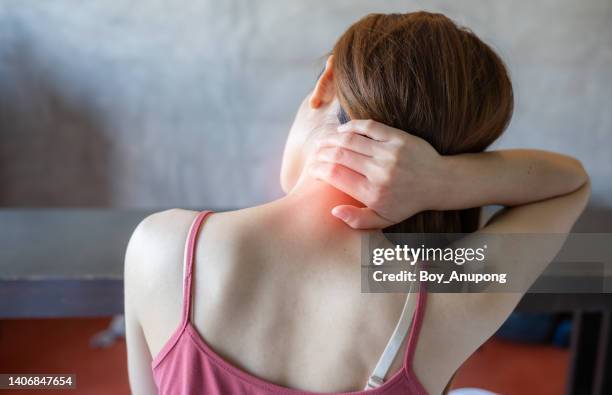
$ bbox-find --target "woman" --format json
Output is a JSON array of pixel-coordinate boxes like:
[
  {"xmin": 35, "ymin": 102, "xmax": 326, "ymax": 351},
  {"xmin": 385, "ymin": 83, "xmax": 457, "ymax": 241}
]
[{"xmin": 125, "ymin": 12, "xmax": 590, "ymax": 395}]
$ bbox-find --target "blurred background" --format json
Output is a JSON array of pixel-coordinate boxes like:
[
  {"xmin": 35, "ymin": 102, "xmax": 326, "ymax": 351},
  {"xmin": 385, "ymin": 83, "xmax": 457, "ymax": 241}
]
[{"xmin": 0, "ymin": 1, "xmax": 610, "ymax": 394}]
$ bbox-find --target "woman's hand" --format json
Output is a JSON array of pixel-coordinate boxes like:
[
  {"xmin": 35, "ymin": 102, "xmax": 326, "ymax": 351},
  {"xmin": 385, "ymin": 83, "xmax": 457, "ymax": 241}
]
[
  {"xmin": 308, "ymin": 119, "xmax": 589, "ymax": 230},
  {"xmin": 308, "ymin": 120, "xmax": 446, "ymax": 229}
]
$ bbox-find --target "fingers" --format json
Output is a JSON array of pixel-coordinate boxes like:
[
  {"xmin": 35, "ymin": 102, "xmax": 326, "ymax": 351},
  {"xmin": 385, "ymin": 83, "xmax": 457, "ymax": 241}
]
[
  {"xmin": 314, "ymin": 146, "xmax": 392, "ymax": 185},
  {"xmin": 316, "ymin": 131, "xmax": 387, "ymax": 157},
  {"xmin": 331, "ymin": 205, "xmax": 393, "ymax": 229},
  {"xmin": 308, "ymin": 162, "xmax": 370, "ymax": 203},
  {"xmin": 315, "ymin": 146, "xmax": 375, "ymax": 177},
  {"xmin": 337, "ymin": 119, "xmax": 394, "ymax": 141}
]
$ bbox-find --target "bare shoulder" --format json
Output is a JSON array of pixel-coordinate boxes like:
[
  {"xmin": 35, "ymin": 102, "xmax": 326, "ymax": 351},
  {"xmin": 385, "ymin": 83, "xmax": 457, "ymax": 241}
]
[
  {"xmin": 125, "ymin": 209, "xmax": 199, "ymax": 271},
  {"xmin": 124, "ymin": 209, "xmax": 200, "ymax": 310},
  {"xmin": 124, "ymin": 208, "xmax": 261, "ymax": 300},
  {"xmin": 128, "ymin": 209, "xmax": 199, "ymax": 247}
]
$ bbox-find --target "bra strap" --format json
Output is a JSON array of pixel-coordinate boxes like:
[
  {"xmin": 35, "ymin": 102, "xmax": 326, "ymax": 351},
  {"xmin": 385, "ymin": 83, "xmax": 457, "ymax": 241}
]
[
  {"xmin": 403, "ymin": 280, "xmax": 428, "ymax": 369},
  {"xmin": 365, "ymin": 281, "xmax": 417, "ymax": 389},
  {"xmin": 181, "ymin": 211, "xmax": 213, "ymax": 325}
]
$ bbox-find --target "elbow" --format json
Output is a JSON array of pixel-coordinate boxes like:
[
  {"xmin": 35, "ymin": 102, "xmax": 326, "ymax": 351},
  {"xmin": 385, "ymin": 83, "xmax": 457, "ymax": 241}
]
[
  {"xmin": 573, "ymin": 157, "xmax": 589, "ymax": 185},
  {"xmin": 580, "ymin": 177, "xmax": 592, "ymax": 207},
  {"xmin": 569, "ymin": 175, "xmax": 591, "ymax": 219},
  {"xmin": 566, "ymin": 156, "xmax": 590, "ymax": 192},
  {"xmin": 569, "ymin": 158, "xmax": 591, "ymax": 211}
]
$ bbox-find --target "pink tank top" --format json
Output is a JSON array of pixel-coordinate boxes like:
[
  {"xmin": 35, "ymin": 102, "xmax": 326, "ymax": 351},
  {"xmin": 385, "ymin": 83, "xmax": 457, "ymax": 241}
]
[{"xmin": 152, "ymin": 211, "xmax": 429, "ymax": 394}]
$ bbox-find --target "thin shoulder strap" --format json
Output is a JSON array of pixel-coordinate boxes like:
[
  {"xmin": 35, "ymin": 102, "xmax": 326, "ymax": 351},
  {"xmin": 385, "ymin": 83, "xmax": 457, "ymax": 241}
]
[
  {"xmin": 364, "ymin": 269, "xmax": 417, "ymax": 389},
  {"xmin": 365, "ymin": 287, "xmax": 417, "ymax": 389},
  {"xmin": 181, "ymin": 211, "xmax": 213, "ymax": 326},
  {"xmin": 403, "ymin": 280, "xmax": 428, "ymax": 375}
]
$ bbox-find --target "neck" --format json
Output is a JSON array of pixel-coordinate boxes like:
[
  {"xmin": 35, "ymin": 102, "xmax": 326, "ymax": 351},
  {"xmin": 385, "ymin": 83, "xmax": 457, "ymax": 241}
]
[{"xmin": 276, "ymin": 174, "xmax": 364, "ymax": 229}]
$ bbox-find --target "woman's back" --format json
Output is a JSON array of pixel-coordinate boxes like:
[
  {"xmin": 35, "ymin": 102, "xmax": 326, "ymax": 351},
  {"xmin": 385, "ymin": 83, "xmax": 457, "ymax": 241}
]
[
  {"xmin": 128, "ymin": 184, "xmax": 446, "ymax": 393},
  {"xmin": 127, "ymin": 166, "xmax": 544, "ymax": 394},
  {"xmin": 127, "ymin": 173, "xmax": 588, "ymax": 395}
]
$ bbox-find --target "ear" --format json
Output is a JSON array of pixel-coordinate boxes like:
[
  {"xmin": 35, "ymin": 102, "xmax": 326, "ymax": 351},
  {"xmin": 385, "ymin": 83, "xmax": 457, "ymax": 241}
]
[{"xmin": 309, "ymin": 56, "xmax": 335, "ymax": 109}]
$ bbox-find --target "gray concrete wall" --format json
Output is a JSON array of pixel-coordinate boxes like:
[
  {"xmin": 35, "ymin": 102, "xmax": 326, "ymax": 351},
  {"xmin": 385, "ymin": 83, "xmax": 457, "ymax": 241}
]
[{"xmin": 0, "ymin": 0, "xmax": 610, "ymax": 209}]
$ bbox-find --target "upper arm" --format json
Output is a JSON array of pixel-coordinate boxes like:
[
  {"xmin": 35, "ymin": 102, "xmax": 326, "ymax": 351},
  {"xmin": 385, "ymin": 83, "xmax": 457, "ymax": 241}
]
[
  {"xmin": 465, "ymin": 180, "xmax": 590, "ymax": 333},
  {"xmin": 125, "ymin": 306, "xmax": 157, "ymax": 395},
  {"xmin": 124, "ymin": 215, "xmax": 158, "ymax": 395},
  {"xmin": 124, "ymin": 209, "xmax": 198, "ymax": 395},
  {"xmin": 414, "ymin": 181, "xmax": 591, "ymax": 393},
  {"xmin": 477, "ymin": 180, "xmax": 591, "ymax": 300}
]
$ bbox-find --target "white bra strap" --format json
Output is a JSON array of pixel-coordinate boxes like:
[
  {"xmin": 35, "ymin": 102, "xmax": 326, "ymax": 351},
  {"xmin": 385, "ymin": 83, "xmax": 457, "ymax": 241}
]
[{"xmin": 364, "ymin": 286, "xmax": 417, "ymax": 389}]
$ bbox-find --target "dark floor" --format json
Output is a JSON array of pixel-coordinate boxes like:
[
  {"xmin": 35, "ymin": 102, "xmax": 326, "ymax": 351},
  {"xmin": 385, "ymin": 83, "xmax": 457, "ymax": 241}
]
[{"xmin": 0, "ymin": 318, "xmax": 568, "ymax": 394}]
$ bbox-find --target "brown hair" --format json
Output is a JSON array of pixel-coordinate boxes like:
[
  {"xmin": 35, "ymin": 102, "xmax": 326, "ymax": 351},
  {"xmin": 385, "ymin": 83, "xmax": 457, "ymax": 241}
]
[{"xmin": 332, "ymin": 12, "xmax": 514, "ymax": 233}]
